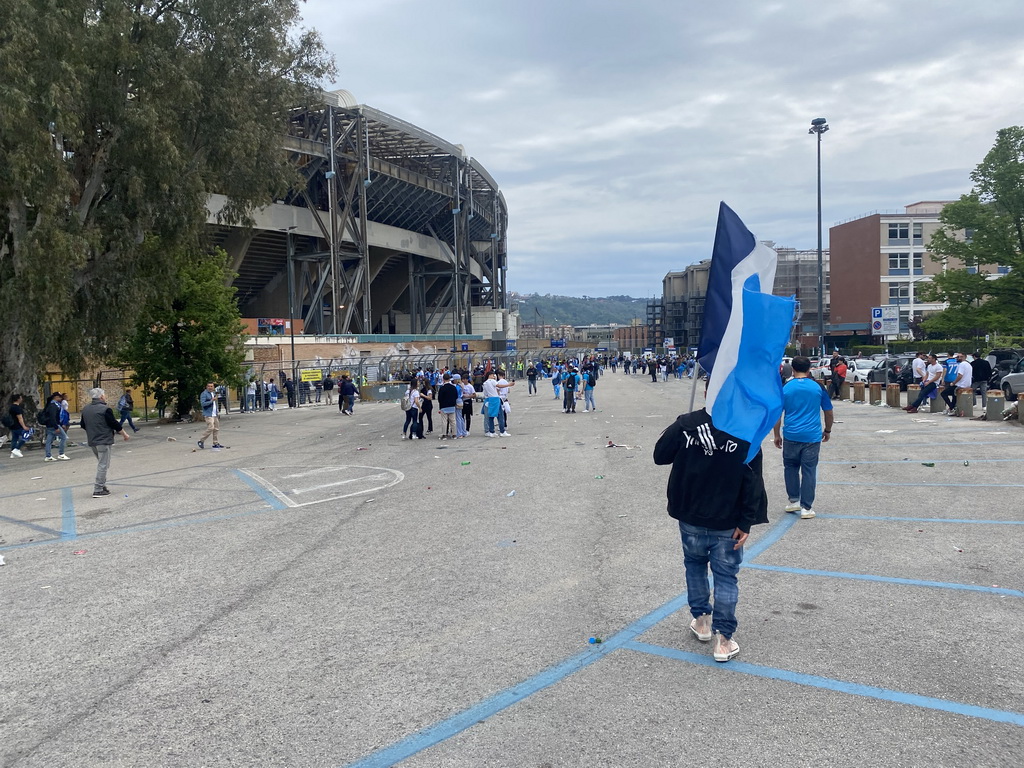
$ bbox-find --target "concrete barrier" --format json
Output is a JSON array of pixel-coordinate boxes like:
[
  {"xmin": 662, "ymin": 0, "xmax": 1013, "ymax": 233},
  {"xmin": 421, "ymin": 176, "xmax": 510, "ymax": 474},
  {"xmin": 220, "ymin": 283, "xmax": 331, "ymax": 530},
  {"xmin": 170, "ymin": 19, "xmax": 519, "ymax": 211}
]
[
  {"xmin": 361, "ymin": 383, "xmax": 410, "ymax": 402},
  {"xmin": 852, "ymin": 381, "xmax": 865, "ymax": 403},
  {"xmin": 869, "ymin": 382, "xmax": 882, "ymax": 405},
  {"xmin": 840, "ymin": 381, "xmax": 851, "ymax": 400},
  {"xmin": 987, "ymin": 392, "xmax": 1005, "ymax": 420},
  {"xmin": 930, "ymin": 391, "xmax": 944, "ymax": 412},
  {"xmin": 955, "ymin": 387, "xmax": 974, "ymax": 418},
  {"xmin": 886, "ymin": 384, "xmax": 901, "ymax": 408},
  {"xmin": 906, "ymin": 384, "xmax": 920, "ymax": 409}
]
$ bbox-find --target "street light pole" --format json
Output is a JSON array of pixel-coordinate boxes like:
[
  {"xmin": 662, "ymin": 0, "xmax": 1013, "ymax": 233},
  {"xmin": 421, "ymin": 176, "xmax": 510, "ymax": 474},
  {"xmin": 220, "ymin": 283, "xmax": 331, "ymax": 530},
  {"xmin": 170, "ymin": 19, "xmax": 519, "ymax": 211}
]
[
  {"xmin": 809, "ymin": 117, "xmax": 829, "ymax": 356},
  {"xmin": 280, "ymin": 226, "xmax": 298, "ymax": 381}
]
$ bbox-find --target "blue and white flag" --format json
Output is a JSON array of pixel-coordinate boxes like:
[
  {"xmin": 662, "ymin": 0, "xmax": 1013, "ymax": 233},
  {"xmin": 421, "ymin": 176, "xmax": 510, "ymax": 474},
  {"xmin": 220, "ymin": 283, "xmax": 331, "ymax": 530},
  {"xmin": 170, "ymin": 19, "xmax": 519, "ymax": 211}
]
[{"xmin": 698, "ymin": 202, "xmax": 796, "ymax": 463}]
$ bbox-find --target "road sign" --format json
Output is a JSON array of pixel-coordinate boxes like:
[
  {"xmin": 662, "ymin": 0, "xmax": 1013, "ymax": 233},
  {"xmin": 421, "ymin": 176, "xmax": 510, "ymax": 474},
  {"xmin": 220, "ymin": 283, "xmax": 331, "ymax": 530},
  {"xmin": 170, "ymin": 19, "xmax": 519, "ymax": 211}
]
[
  {"xmin": 300, "ymin": 368, "xmax": 323, "ymax": 383},
  {"xmin": 871, "ymin": 306, "xmax": 899, "ymax": 336},
  {"xmin": 551, "ymin": 339, "xmax": 566, "ymax": 348}
]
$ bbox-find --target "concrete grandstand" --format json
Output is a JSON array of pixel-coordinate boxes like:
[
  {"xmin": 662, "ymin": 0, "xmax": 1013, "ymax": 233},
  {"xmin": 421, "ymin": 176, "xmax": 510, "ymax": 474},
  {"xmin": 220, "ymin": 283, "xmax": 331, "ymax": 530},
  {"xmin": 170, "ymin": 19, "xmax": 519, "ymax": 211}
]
[{"xmin": 206, "ymin": 89, "xmax": 510, "ymax": 339}]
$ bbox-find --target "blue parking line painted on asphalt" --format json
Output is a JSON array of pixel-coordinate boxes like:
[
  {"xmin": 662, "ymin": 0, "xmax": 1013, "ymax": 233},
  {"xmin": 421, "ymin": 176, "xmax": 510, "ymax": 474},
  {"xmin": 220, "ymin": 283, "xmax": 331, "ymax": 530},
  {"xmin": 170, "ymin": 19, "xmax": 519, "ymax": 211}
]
[
  {"xmin": 342, "ymin": 514, "xmax": 801, "ymax": 768},
  {"xmin": 744, "ymin": 563, "xmax": 1024, "ymax": 597},
  {"xmin": 0, "ymin": 514, "xmax": 61, "ymax": 537},
  {"xmin": 61, "ymin": 487, "xmax": 77, "ymax": 540},
  {"xmin": 820, "ymin": 458, "xmax": 1024, "ymax": 465},
  {"xmin": 821, "ymin": 481, "xmax": 1024, "ymax": 488},
  {"xmin": 818, "ymin": 513, "xmax": 1024, "ymax": 525},
  {"xmin": 623, "ymin": 641, "xmax": 1024, "ymax": 727},
  {"xmin": 233, "ymin": 469, "xmax": 288, "ymax": 511}
]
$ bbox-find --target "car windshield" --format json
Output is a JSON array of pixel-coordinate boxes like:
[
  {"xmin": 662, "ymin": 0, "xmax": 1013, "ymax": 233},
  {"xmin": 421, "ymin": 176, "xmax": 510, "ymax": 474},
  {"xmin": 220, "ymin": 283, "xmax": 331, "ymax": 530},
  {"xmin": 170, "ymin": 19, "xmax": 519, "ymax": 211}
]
[{"xmin": 853, "ymin": 360, "xmax": 875, "ymax": 370}]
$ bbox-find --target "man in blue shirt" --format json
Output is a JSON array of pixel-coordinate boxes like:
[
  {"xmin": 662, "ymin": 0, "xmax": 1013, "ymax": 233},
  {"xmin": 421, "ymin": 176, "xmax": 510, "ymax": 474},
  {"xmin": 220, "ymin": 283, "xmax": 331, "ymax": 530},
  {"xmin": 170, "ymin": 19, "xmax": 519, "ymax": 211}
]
[{"xmin": 771, "ymin": 356, "xmax": 834, "ymax": 519}]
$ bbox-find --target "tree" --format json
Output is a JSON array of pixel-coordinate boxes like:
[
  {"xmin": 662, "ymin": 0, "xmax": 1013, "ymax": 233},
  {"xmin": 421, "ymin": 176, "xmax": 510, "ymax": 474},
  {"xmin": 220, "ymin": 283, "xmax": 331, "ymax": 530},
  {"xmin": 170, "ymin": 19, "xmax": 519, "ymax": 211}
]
[
  {"xmin": 0, "ymin": 0, "xmax": 332, "ymax": 404},
  {"xmin": 922, "ymin": 127, "xmax": 1024, "ymax": 338},
  {"xmin": 114, "ymin": 248, "xmax": 247, "ymax": 419}
]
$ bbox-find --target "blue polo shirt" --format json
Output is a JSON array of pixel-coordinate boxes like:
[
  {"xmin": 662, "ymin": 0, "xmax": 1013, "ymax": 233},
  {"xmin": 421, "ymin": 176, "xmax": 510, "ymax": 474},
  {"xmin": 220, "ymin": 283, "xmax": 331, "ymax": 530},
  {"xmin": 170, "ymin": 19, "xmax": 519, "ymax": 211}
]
[{"xmin": 781, "ymin": 377, "xmax": 833, "ymax": 442}]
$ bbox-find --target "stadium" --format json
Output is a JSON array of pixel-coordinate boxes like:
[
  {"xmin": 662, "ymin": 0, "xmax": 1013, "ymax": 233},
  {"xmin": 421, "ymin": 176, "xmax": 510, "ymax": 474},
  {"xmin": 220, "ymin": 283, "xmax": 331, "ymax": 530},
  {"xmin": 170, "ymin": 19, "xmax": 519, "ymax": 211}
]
[{"xmin": 207, "ymin": 89, "xmax": 511, "ymax": 341}]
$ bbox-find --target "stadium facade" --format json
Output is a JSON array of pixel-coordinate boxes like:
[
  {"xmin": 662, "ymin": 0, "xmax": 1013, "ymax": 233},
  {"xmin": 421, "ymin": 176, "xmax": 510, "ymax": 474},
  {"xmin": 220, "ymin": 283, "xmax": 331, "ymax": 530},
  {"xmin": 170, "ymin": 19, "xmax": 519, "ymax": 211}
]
[{"xmin": 207, "ymin": 89, "xmax": 510, "ymax": 340}]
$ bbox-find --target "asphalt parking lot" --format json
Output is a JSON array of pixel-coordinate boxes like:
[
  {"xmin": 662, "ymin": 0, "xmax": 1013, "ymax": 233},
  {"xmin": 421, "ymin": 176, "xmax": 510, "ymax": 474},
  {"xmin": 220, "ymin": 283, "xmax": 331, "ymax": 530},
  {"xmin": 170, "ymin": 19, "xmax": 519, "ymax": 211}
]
[{"xmin": 1, "ymin": 373, "xmax": 1022, "ymax": 767}]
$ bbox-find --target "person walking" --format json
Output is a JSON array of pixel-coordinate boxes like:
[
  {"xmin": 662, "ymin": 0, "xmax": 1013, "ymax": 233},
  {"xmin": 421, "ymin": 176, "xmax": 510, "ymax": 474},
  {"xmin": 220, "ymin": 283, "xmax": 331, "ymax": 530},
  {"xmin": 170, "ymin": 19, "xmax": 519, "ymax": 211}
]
[
  {"xmin": 401, "ymin": 379, "xmax": 422, "ymax": 439},
  {"xmin": 905, "ymin": 354, "xmax": 943, "ymax": 413},
  {"xmin": 582, "ymin": 366, "xmax": 597, "ymax": 412},
  {"xmin": 5, "ymin": 394, "xmax": 30, "ymax": 458},
  {"xmin": 284, "ymin": 376, "xmax": 296, "ymax": 408},
  {"xmin": 42, "ymin": 392, "xmax": 71, "ymax": 462},
  {"xmin": 771, "ymin": 356, "xmax": 834, "ymax": 519},
  {"xmin": 436, "ymin": 373, "xmax": 460, "ymax": 439},
  {"xmin": 459, "ymin": 375, "xmax": 476, "ymax": 436},
  {"xmin": 338, "ymin": 375, "xmax": 357, "ymax": 415},
  {"xmin": 654, "ymin": 408, "xmax": 769, "ymax": 663},
  {"xmin": 418, "ymin": 379, "xmax": 434, "ymax": 435},
  {"xmin": 117, "ymin": 389, "xmax": 140, "ymax": 433},
  {"xmin": 551, "ymin": 365, "xmax": 562, "ymax": 401},
  {"xmin": 80, "ymin": 388, "xmax": 130, "ymax": 498},
  {"xmin": 561, "ymin": 367, "xmax": 580, "ymax": 413},
  {"xmin": 197, "ymin": 382, "xmax": 224, "ymax": 449},
  {"xmin": 322, "ymin": 374, "xmax": 335, "ymax": 406},
  {"xmin": 526, "ymin": 364, "xmax": 538, "ymax": 396}
]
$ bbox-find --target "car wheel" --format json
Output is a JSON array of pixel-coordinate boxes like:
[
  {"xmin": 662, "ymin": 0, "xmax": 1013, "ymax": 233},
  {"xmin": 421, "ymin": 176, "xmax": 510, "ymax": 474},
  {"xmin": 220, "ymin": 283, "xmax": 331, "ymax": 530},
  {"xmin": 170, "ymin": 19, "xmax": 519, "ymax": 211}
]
[{"xmin": 1004, "ymin": 384, "xmax": 1014, "ymax": 400}]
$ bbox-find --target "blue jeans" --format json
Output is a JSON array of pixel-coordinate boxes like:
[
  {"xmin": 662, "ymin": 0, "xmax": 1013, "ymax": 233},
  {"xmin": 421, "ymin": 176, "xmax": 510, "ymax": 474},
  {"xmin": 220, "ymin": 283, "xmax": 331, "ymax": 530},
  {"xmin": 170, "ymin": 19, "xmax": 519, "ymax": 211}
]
[
  {"xmin": 402, "ymin": 408, "xmax": 418, "ymax": 435},
  {"xmin": 911, "ymin": 382, "xmax": 937, "ymax": 409},
  {"xmin": 10, "ymin": 427, "xmax": 28, "ymax": 451},
  {"xmin": 45, "ymin": 426, "xmax": 67, "ymax": 458},
  {"xmin": 783, "ymin": 439, "xmax": 821, "ymax": 510},
  {"xmin": 119, "ymin": 408, "xmax": 137, "ymax": 431},
  {"xmin": 528, "ymin": 379, "xmax": 537, "ymax": 394},
  {"xmin": 584, "ymin": 389, "xmax": 596, "ymax": 410},
  {"xmin": 679, "ymin": 522, "xmax": 743, "ymax": 639}
]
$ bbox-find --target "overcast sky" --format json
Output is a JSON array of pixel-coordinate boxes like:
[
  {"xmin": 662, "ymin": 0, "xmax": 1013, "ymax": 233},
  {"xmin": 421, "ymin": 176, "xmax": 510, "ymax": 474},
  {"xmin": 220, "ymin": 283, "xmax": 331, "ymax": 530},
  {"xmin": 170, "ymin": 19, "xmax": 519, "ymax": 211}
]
[{"xmin": 300, "ymin": 0, "xmax": 1024, "ymax": 298}]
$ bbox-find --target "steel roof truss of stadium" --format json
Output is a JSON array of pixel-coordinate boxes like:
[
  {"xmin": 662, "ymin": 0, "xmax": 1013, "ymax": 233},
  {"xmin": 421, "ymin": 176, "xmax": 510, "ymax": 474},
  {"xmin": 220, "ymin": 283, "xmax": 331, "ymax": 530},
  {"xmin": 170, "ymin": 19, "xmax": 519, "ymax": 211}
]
[{"xmin": 211, "ymin": 95, "xmax": 507, "ymax": 337}]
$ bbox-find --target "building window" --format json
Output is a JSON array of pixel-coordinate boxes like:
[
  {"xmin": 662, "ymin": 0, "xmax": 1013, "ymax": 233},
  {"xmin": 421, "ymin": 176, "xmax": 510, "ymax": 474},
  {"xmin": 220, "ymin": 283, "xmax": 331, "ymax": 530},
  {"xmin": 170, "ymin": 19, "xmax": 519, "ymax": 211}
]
[
  {"xmin": 965, "ymin": 228, "xmax": 974, "ymax": 243},
  {"xmin": 887, "ymin": 222, "xmax": 909, "ymax": 242},
  {"xmin": 912, "ymin": 223, "xmax": 923, "ymax": 244},
  {"xmin": 998, "ymin": 265, "xmax": 1011, "ymax": 274},
  {"xmin": 966, "ymin": 266, "xmax": 978, "ymax": 275},
  {"xmin": 888, "ymin": 253, "xmax": 910, "ymax": 274},
  {"xmin": 889, "ymin": 283, "xmax": 909, "ymax": 303}
]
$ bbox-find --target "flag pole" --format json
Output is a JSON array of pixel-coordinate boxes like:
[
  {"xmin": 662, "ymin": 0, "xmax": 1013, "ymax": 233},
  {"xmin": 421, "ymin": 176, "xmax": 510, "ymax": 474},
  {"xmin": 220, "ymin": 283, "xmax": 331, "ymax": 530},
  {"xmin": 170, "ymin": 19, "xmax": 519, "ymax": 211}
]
[{"xmin": 687, "ymin": 361, "xmax": 702, "ymax": 412}]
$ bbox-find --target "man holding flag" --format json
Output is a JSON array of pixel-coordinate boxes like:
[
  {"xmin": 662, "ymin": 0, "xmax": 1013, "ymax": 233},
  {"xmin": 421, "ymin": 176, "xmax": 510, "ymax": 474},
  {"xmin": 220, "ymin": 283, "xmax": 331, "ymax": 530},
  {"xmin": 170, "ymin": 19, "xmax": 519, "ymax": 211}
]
[{"xmin": 654, "ymin": 202, "xmax": 794, "ymax": 662}]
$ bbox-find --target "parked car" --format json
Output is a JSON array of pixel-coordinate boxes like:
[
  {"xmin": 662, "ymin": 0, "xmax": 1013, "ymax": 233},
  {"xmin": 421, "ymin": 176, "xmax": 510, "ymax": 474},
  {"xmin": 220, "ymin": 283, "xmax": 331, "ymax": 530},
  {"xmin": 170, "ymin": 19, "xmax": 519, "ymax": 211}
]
[
  {"xmin": 1000, "ymin": 357, "xmax": 1024, "ymax": 400},
  {"xmin": 867, "ymin": 355, "xmax": 915, "ymax": 390},
  {"xmin": 986, "ymin": 348, "xmax": 1024, "ymax": 390},
  {"xmin": 847, "ymin": 358, "xmax": 876, "ymax": 383}
]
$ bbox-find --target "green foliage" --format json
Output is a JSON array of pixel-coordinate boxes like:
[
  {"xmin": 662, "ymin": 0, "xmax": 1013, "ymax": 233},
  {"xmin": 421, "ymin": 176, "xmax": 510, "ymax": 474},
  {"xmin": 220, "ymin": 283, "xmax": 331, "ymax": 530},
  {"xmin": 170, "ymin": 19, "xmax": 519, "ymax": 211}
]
[
  {"xmin": 923, "ymin": 127, "xmax": 1024, "ymax": 338},
  {"xmin": 114, "ymin": 248, "xmax": 246, "ymax": 418},
  {"xmin": 0, "ymin": 0, "xmax": 333, "ymax": 400},
  {"xmin": 513, "ymin": 293, "xmax": 647, "ymax": 326}
]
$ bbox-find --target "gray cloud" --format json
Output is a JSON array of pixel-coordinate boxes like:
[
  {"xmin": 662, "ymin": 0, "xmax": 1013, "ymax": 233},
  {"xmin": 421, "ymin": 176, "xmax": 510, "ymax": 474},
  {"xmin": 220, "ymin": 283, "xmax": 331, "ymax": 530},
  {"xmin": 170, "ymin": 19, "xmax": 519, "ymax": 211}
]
[{"xmin": 301, "ymin": 0, "xmax": 1024, "ymax": 296}]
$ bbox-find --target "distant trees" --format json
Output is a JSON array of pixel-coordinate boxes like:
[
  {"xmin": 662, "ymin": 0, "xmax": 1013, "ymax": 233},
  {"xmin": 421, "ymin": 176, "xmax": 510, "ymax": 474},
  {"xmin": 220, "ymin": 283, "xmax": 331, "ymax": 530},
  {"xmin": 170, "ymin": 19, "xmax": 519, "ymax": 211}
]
[{"xmin": 921, "ymin": 127, "xmax": 1024, "ymax": 338}]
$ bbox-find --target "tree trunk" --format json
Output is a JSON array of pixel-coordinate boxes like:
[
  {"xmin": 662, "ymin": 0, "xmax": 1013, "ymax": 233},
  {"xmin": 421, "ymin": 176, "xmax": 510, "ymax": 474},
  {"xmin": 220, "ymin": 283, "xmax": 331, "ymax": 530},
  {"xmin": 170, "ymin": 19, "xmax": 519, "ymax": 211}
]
[{"xmin": 0, "ymin": 315, "xmax": 41, "ymax": 413}]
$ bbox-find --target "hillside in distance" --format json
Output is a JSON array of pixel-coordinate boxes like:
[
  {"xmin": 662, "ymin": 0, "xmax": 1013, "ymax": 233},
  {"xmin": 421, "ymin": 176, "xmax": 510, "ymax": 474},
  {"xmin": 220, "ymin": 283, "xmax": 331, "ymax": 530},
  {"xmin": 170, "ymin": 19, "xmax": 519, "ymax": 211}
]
[{"xmin": 511, "ymin": 293, "xmax": 647, "ymax": 326}]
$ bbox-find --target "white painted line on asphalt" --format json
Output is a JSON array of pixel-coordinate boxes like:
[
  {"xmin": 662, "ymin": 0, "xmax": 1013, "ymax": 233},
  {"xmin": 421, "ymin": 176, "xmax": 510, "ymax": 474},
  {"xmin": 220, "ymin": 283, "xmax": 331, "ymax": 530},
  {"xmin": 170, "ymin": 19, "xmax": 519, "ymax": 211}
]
[
  {"xmin": 291, "ymin": 473, "xmax": 392, "ymax": 494},
  {"xmin": 282, "ymin": 467, "xmax": 337, "ymax": 479}
]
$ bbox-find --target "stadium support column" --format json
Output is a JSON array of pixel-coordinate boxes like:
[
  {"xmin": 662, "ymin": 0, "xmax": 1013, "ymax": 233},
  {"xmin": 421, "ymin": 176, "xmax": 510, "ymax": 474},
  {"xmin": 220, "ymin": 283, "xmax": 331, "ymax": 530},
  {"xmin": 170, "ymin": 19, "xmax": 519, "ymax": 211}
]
[
  {"xmin": 327, "ymin": 106, "xmax": 340, "ymax": 335},
  {"xmin": 359, "ymin": 110, "xmax": 373, "ymax": 334}
]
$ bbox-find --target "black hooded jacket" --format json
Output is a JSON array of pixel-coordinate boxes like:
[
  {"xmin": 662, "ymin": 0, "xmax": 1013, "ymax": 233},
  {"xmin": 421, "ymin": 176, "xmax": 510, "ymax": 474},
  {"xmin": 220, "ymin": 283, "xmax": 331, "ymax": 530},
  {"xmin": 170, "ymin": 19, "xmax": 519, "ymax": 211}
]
[{"xmin": 653, "ymin": 409, "xmax": 769, "ymax": 533}]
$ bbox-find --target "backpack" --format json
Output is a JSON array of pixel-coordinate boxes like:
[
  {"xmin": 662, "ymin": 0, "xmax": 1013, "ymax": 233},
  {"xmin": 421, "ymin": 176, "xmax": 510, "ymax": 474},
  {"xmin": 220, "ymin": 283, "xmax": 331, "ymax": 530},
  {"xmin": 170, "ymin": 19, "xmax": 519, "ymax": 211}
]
[
  {"xmin": 563, "ymin": 374, "xmax": 576, "ymax": 391},
  {"xmin": 37, "ymin": 408, "xmax": 48, "ymax": 424},
  {"xmin": 586, "ymin": 372, "xmax": 597, "ymax": 388},
  {"xmin": 1, "ymin": 412, "xmax": 14, "ymax": 429}
]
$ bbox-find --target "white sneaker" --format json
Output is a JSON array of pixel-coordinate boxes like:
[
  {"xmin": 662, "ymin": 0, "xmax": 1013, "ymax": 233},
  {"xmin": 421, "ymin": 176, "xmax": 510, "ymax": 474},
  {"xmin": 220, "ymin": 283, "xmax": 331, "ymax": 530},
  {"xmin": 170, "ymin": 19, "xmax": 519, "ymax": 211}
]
[
  {"xmin": 713, "ymin": 632, "xmax": 740, "ymax": 662},
  {"xmin": 784, "ymin": 502, "xmax": 802, "ymax": 513},
  {"xmin": 499, "ymin": 431, "xmax": 511, "ymax": 437},
  {"xmin": 11, "ymin": 449, "xmax": 23, "ymax": 458},
  {"xmin": 582, "ymin": 409, "xmax": 590, "ymax": 413},
  {"xmin": 57, "ymin": 454, "xmax": 71, "ymax": 461},
  {"xmin": 44, "ymin": 456, "xmax": 57, "ymax": 462},
  {"xmin": 486, "ymin": 432, "xmax": 498, "ymax": 438},
  {"xmin": 411, "ymin": 435, "xmax": 419, "ymax": 440},
  {"xmin": 690, "ymin": 614, "xmax": 713, "ymax": 642},
  {"xmin": 800, "ymin": 508, "xmax": 816, "ymax": 519}
]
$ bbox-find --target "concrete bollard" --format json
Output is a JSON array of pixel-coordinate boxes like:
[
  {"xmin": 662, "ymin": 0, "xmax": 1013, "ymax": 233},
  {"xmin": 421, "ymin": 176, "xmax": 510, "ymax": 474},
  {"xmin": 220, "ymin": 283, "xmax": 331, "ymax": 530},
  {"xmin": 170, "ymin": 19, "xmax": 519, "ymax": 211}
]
[
  {"xmin": 886, "ymin": 384, "xmax": 901, "ymax": 407},
  {"xmin": 840, "ymin": 381, "xmax": 851, "ymax": 400},
  {"xmin": 987, "ymin": 392, "xmax": 1005, "ymax": 420},
  {"xmin": 869, "ymin": 382, "xmax": 882, "ymax": 405},
  {"xmin": 955, "ymin": 387, "xmax": 974, "ymax": 418},
  {"xmin": 930, "ymin": 390, "xmax": 944, "ymax": 412},
  {"xmin": 853, "ymin": 381, "xmax": 866, "ymax": 403},
  {"xmin": 906, "ymin": 384, "xmax": 920, "ymax": 408}
]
